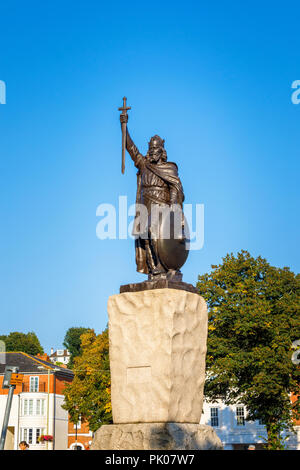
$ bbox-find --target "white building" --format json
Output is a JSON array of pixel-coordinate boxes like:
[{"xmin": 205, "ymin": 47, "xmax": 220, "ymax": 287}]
[
  {"xmin": 49, "ymin": 349, "xmax": 71, "ymax": 366},
  {"xmin": 201, "ymin": 400, "xmax": 300, "ymax": 450}
]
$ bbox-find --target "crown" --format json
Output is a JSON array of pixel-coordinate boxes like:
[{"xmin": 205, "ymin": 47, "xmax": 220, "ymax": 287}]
[{"xmin": 148, "ymin": 135, "xmax": 165, "ymax": 148}]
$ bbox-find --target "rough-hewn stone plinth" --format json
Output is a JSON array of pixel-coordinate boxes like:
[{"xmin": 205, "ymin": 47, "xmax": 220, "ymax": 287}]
[
  {"xmin": 91, "ymin": 423, "xmax": 223, "ymax": 450},
  {"xmin": 108, "ymin": 288, "xmax": 208, "ymax": 424}
]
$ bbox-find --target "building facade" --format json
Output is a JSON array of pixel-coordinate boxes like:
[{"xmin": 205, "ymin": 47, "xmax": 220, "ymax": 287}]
[
  {"xmin": 49, "ymin": 349, "xmax": 71, "ymax": 366},
  {"xmin": 68, "ymin": 415, "xmax": 93, "ymax": 450},
  {"xmin": 0, "ymin": 352, "xmax": 73, "ymax": 450},
  {"xmin": 200, "ymin": 400, "xmax": 300, "ymax": 450}
]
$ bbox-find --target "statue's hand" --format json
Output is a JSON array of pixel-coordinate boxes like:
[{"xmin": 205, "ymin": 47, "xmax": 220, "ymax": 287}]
[{"xmin": 120, "ymin": 114, "xmax": 128, "ymax": 124}]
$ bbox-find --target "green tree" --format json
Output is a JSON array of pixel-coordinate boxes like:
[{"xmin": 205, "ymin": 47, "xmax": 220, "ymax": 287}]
[
  {"xmin": 0, "ymin": 331, "xmax": 43, "ymax": 355},
  {"xmin": 62, "ymin": 328, "xmax": 112, "ymax": 431},
  {"xmin": 63, "ymin": 327, "xmax": 91, "ymax": 368},
  {"xmin": 197, "ymin": 250, "xmax": 300, "ymax": 450}
]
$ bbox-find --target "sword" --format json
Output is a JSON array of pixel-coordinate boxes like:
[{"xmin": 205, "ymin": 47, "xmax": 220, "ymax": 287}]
[{"xmin": 118, "ymin": 97, "xmax": 131, "ymax": 174}]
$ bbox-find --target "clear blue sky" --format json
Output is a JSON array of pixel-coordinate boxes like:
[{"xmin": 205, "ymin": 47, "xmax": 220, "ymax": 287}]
[{"xmin": 0, "ymin": 1, "xmax": 299, "ymax": 353}]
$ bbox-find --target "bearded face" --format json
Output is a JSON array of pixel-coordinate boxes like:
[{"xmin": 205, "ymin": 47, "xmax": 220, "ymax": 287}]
[
  {"xmin": 148, "ymin": 136, "xmax": 165, "ymax": 163},
  {"xmin": 149, "ymin": 144, "xmax": 163, "ymax": 162}
]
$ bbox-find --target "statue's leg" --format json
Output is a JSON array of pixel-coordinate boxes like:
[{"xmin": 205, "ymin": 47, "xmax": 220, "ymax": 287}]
[
  {"xmin": 145, "ymin": 239, "xmax": 156, "ymax": 273},
  {"xmin": 150, "ymin": 238, "xmax": 167, "ymax": 275}
]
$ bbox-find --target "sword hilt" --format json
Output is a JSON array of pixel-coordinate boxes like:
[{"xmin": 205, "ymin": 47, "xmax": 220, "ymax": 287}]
[{"xmin": 118, "ymin": 96, "xmax": 131, "ymax": 115}]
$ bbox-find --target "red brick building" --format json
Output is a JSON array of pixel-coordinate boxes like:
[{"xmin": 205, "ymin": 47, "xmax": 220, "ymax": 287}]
[
  {"xmin": 0, "ymin": 352, "xmax": 73, "ymax": 450},
  {"xmin": 68, "ymin": 415, "xmax": 93, "ymax": 450}
]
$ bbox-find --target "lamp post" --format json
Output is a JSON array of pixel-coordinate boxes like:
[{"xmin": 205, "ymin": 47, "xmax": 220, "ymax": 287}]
[{"xmin": 0, "ymin": 366, "xmax": 19, "ymax": 450}]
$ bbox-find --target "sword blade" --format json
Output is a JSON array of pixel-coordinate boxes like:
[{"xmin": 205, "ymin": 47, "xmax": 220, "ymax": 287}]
[{"xmin": 121, "ymin": 121, "xmax": 126, "ymax": 174}]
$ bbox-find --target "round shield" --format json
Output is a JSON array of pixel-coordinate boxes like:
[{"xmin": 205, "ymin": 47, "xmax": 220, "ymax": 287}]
[{"xmin": 157, "ymin": 208, "xmax": 189, "ymax": 271}]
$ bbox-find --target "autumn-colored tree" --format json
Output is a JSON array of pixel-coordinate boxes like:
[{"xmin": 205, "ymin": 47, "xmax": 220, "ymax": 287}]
[
  {"xmin": 62, "ymin": 328, "xmax": 112, "ymax": 432},
  {"xmin": 197, "ymin": 251, "xmax": 300, "ymax": 450}
]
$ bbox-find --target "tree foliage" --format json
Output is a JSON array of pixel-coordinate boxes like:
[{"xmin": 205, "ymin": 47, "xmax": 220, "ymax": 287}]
[
  {"xmin": 197, "ymin": 250, "xmax": 300, "ymax": 450},
  {"xmin": 62, "ymin": 328, "xmax": 112, "ymax": 432},
  {"xmin": 0, "ymin": 331, "xmax": 43, "ymax": 355},
  {"xmin": 63, "ymin": 327, "xmax": 91, "ymax": 368}
]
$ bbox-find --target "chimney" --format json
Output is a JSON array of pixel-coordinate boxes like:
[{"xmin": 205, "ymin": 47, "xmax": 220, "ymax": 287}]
[{"xmin": 50, "ymin": 348, "xmax": 54, "ymax": 355}]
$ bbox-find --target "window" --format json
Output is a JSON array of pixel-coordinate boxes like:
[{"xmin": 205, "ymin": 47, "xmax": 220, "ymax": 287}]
[
  {"xmin": 36, "ymin": 428, "xmax": 44, "ymax": 443},
  {"xmin": 29, "ymin": 376, "xmax": 39, "ymax": 392},
  {"xmin": 28, "ymin": 399, "xmax": 34, "ymax": 416},
  {"xmin": 236, "ymin": 406, "xmax": 245, "ymax": 426},
  {"xmin": 22, "ymin": 398, "xmax": 45, "ymax": 416},
  {"xmin": 21, "ymin": 428, "xmax": 45, "ymax": 446},
  {"xmin": 210, "ymin": 407, "xmax": 219, "ymax": 427},
  {"xmin": 23, "ymin": 399, "xmax": 28, "ymax": 416},
  {"xmin": 21, "ymin": 428, "xmax": 33, "ymax": 444},
  {"xmin": 36, "ymin": 399, "xmax": 44, "ymax": 415}
]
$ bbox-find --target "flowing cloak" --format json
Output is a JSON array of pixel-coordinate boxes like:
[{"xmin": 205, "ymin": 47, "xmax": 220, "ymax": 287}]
[{"xmin": 134, "ymin": 160, "xmax": 185, "ymax": 274}]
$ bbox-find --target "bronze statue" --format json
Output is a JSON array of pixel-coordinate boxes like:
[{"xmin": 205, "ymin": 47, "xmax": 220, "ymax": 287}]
[{"xmin": 119, "ymin": 98, "xmax": 189, "ymax": 281}]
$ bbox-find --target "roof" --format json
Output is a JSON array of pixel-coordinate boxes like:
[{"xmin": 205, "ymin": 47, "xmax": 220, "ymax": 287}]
[
  {"xmin": 0, "ymin": 352, "xmax": 74, "ymax": 378},
  {"xmin": 50, "ymin": 349, "xmax": 70, "ymax": 358}
]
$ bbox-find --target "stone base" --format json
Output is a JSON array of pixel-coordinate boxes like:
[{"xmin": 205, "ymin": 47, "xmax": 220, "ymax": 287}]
[
  {"xmin": 108, "ymin": 289, "xmax": 207, "ymax": 424},
  {"xmin": 120, "ymin": 279, "xmax": 198, "ymax": 294},
  {"xmin": 91, "ymin": 423, "xmax": 223, "ymax": 450}
]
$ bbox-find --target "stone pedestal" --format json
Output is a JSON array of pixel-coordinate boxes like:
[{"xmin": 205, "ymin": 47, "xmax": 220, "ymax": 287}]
[
  {"xmin": 91, "ymin": 286, "xmax": 223, "ymax": 450},
  {"xmin": 91, "ymin": 423, "xmax": 223, "ymax": 450},
  {"xmin": 109, "ymin": 288, "xmax": 207, "ymax": 424}
]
